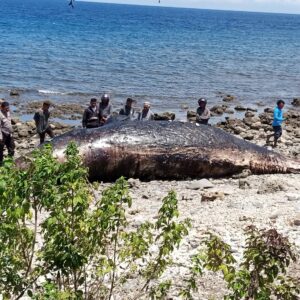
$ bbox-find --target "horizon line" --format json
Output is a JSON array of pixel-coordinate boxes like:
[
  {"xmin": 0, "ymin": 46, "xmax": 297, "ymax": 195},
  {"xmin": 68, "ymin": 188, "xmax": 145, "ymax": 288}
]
[{"xmin": 77, "ymin": 0, "xmax": 300, "ymax": 15}]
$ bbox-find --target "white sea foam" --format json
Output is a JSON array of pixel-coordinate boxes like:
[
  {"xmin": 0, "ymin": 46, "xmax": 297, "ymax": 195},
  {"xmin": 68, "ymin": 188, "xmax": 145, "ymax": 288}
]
[{"xmin": 38, "ymin": 90, "xmax": 66, "ymax": 95}]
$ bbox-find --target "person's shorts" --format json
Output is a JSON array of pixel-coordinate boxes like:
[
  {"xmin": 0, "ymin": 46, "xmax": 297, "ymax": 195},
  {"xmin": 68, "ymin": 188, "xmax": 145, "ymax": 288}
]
[{"xmin": 273, "ymin": 126, "xmax": 282, "ymax": 139}]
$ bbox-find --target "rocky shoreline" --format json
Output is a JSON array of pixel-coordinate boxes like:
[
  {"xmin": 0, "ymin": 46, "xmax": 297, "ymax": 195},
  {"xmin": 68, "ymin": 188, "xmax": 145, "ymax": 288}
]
[
  {"xmin": 5, "ymin": 95, "xmax": 299, "ymax": 159},
  {"xmin": 2, "ymin": 95, "xmax": 300, "ymax": 299}
]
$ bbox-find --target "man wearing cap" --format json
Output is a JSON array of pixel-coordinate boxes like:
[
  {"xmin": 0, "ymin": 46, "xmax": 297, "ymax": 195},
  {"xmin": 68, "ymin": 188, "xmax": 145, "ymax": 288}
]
[
  {"xmin": 138, "ymin": 102, "xmax": 154, "ymax": 121},
  {"xmin": 0, "ymin": 101, "xmax": 15, "ymax": 164},
  {"xmin": 82, "ymin": 98, "xmax": 100, "ymax": 128},
  {"xmin": 196, "ymin": 98, "xmax": 211, "ymax": 125},
  {"xmin": 119, "ymin": 98, "xmax": 136, "ymax": 119},
  {"xmin": 99, "ymin": 94, "xmax": 112, "ymax": 125},
  {"xmin": 33, "ymin": 100, "xmax": 54, "ymax": 144}
]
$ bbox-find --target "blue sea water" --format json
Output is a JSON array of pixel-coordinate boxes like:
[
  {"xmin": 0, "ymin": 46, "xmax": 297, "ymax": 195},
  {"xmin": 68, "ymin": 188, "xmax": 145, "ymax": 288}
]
[{"xmin": 0, "ymin": 0, "xmax": 300, "ymax": 117}]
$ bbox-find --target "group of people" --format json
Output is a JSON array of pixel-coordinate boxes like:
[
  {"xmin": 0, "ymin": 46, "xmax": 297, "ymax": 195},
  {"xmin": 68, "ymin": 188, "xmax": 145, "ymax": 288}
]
[
  {"xmin": 0, "ymin": 100, "xmax": 53, "ymax": 164},
  {"xmin": 82, "ymin": 94, "xmax": 154, "ymax": 128},
  {"xmin": 0, "ymin": 95, "xmax": 286, "ymax": 164}
]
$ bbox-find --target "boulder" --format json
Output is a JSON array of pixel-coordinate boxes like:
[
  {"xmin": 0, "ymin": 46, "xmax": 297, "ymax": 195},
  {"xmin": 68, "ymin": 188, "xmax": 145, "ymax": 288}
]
[
  {"xmin": 211, "ymin": 105, "xmax": 227, "ymax": 115},
  {"xmin": 201, "ymin": 191, "xmax": 225, "ymax": 202},
  {"xmin": 259, "ymin": 113, "xmax": 273, "ymax": 125},
  {"xmin": 17, "ymin": 129, "xmax": 30, "ymax": 138},
  {"xmin": 291, "ymin": 98, "xmax": 300, "ymax": 107},
  {"xmin": 127, "ymin": 178, "xmax": 141, "ymax": 188},
  {"xmin": 250, "ymin": 122, "xmax": 262, "ymax": 130},
  {"xmin": 233, "ymin": 126, "xmax": 246, "ymax": 134},
  {"xmin": 234, "ymin": 105, "xmax": 247, "ymax": 111},
  {"xmin": 187, "ymin": 179, "xmax": 214, "ymax": 190},
  {"xmin": 154, "ymin": 112, "xmax": 175, "ymax": 121},
  {"xmin": 264, "ymin": 107, "xmax": 273, "ymax": 113},
  {"xmin": 246, "ymin": 107, "xmax": 258, "ymax": 112},
  {"xmin": 223, "ymin": 95, "xmax": 235, "ymax": 102},
  {"xmin": 239, "ymin": 179, "xmax": 251, "ymax": 189},
  {"xmin": 187, "ymin": 111, "xmax": 196, "ymax": 122},
  {"xmin": 224, "ymin": 108, "xmax": 234, "ymax": 114},
  {"xmin": 257, "ymin": 179, "xmax": 287, "ymax": 194},
  {"xmin": 243, "ymin": 116, "xmax": 261, "ymax": 127},
  {"xmin": 10, "ymin": 90, "xmax": 20, "ymax": 96},
  {"xmin": 245, "ymin": 111, "xmax": 255, "ymax": 118},
  {"xmin": 240, "ymin": 132, "xmax": 254, "ymax": 140}
]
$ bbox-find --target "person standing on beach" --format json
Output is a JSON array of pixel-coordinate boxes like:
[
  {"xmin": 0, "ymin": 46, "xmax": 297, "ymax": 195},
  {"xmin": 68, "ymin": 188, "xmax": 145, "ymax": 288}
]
[
  {"xmin": 138, "ymin": 102, "xmax": 154, "ymax": 121},
  {"xmin": 99, "ymin": 94, "xmax": 112, "ymax": 125},
  {"xmin": 33, "ymin": 100, "xmax": 54, "ymax": 144},
  {"xmin": 266, "ymin": 100, "xmax": 285, "ymax": 147},
  {"xmin": 196, "ymin": 98, "xmax": 211, "ymax": 125},
  {"xmin": 82, "ymin": 98, "xmax": 100, "ymax": 128},
  {"xmin": 119, "ymin": 97, "xmax": 135, "ymax": 119},
  {"xmin": 0, "ymin": 101, "xmax": 15, "ymax": 164}
]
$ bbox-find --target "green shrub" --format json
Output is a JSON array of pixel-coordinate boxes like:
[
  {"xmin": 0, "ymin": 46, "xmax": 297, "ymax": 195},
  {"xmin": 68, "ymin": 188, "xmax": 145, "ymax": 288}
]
[{"xmin": 0, "ymin": 144, "xmax": 299, "ymax": 299}]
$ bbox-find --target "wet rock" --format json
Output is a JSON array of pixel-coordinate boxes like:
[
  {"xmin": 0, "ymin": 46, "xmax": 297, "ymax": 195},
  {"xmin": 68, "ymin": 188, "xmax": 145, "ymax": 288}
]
[
  {"xmin": 154, "ymin": 112, "xmax": 175, "ymax": 121},
  {"xmin": 245, "ymin": 111, "xmax": 255, "ymax": 118},
  {"xmin": 224, "ymin": 108, "xmax": 234, "ymax": 114},
  {"xmin": 181, "ymin": 104, "xmax": 189, "ymax": 110},
  {"xmin": 240, "ymin": 132, "xmax": 254, "ymax": 140},
  {"xmin": 291, "ymin": 98, "xmax": 300, "ymax": 107},
  {"xmin": 201, "ymin": 191, "xmax": 225, "ymax": 202},
  {"xmin": 233, "ymin": 126, "xmax": 246, "ymax": 134},
  {"xmin": 187, "ymin": 111, "xmax": 196, "ymax": 121},
  {"xmin": 234, "ymin": 105, "xmax": 247, "ymax": 111},
  {"xmin": 246, "ymin": 107, "xmax": 258, "ymax": 112},
  {"xmin": 250, "ymin": 122, "xmax": 262, "ymax": 130},
  {"xmin": 10, "ymin": 89, "xmax": 20, "ymax": 96},
  {"xmin": 243, "ymin": 116, "xmax": 261, "ymax": 127},
  {"xmin": 264, "ymin": 107, "xmax": 273, "ymax": 113},
  {"xmin": 211, "ymin": 105, "xmax": 227, "ymax": 115},
  {"xmin": 223, "ymin": 95, "xmax": 235, "ymax": 102},
  {"xmin": 187, "ymin": 179, "xmax": 214, "ymax": 190},
  {"xmin": 259, "ymin": 112, "xmax": 273, "ymax": 125}
]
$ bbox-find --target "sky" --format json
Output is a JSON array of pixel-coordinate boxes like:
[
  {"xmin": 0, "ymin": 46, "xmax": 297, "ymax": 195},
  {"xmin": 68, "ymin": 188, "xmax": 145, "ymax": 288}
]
[{"xmin": 79, "ymin": 0, "xmax": 300, "ymax": 14}]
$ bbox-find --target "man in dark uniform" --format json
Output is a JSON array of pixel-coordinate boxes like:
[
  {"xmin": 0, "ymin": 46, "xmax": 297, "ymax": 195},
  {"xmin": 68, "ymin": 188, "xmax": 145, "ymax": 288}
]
[
  {"xmin": 33, "ymin": 100, "xmax": 54, "ymax": 144},
  {"xmin": 119, "ymin": 98, "xmax": 135, "ymax": 119},
  {"xmin": 82, "ymin": 98, "xmax": 100, "ymax": 128}
]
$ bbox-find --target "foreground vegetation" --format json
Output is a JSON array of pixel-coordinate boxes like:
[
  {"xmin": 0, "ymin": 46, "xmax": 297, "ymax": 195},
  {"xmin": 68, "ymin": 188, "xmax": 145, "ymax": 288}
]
[{"xmin": 0, "ymin": 144, "xmax": 299, "ymax": 299}]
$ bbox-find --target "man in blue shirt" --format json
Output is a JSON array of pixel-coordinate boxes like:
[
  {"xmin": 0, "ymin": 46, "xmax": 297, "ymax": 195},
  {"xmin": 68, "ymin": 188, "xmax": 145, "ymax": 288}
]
[{"xmin": 266, "ymin": 100, "xmax": 285, "ymax": 147}]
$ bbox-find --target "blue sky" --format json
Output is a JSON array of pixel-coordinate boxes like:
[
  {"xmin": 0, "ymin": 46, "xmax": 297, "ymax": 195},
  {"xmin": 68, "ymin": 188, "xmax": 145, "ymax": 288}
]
[{"xmin": 80, "ymin": 0, "xmax": 300, "ymax": 14}]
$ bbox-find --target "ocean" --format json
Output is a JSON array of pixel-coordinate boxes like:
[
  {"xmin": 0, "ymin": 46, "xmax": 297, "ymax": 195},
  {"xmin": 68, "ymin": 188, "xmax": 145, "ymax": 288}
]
[{"xmin": 0, "ymin": 0, "xmax": 300, "ymax": 120}]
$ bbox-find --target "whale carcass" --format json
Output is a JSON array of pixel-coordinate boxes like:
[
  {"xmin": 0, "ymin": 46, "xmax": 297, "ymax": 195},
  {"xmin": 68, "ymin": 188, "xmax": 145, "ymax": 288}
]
[{"xmin": 45, "ymin": 121, "xmax": 300, "ymax": 181}]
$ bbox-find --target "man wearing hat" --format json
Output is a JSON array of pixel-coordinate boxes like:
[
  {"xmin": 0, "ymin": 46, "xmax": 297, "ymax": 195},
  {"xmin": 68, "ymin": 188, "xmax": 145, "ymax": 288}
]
[
  {"xmin": 0, "ymin": 101, "xmax": 15, "ymax": 164},
  {"xmin": 99, "ymin": 94, "xmax": 112, "ymax": 125},
  {"xmin": 138, "ymin": 101, "xmax": 154, "ymax": 121},
  {"xmin": 196, "ymin": 98, "xmax": 211, "ymax": 125},
  {"xmin": 33, "ymin": 100, "xmax": 54, "ymax": 144}
]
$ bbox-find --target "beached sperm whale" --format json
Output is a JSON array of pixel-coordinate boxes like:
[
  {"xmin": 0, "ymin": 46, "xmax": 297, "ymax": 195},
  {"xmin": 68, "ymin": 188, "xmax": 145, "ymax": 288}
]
[{"xmin": 39, "ymin": 121, "xmax": 300, "ymax": 181}]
